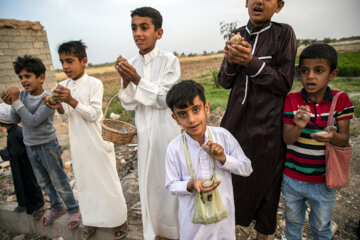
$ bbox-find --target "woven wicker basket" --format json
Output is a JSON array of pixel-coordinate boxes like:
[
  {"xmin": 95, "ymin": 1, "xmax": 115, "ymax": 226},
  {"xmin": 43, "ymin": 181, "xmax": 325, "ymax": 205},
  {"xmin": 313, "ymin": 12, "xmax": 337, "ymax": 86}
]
[{"xmin": 101, "ymin": 93, "xmax": 136, "ymax": 144}]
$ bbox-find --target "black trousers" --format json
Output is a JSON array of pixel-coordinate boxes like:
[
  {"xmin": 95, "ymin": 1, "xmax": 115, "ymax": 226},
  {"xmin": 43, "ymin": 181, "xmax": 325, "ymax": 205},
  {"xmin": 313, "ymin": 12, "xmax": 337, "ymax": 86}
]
[{"xmin": 9, "ymin": 156, "xmax": 44, "ymax": 214}]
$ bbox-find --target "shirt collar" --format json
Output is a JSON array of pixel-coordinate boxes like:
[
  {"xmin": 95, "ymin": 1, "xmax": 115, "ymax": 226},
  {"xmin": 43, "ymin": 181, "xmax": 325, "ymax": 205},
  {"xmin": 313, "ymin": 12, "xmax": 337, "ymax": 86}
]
[
  {"xmin": 184, "ymin": 128, "xmax": 209, "ymax": 148},
  {"xmin": 301, "ymin": 87, "xmax": 333, "ymax": 103},
  {"xmin": 139, "ymin": 47, "xmax": 159, "ymax": 65},
  {"xmin": 71, "ymin": 72, "xmax": 88, "ymax": 84},
  {"xmin": 246, "ymin": 20, "xmax": 271, "ymax": 35}
]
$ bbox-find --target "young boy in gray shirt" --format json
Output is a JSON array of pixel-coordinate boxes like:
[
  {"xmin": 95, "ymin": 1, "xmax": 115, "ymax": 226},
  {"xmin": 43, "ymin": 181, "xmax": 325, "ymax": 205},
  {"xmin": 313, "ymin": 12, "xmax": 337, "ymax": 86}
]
[{"xmin": 1, "ymin": 55, "xmax": 80, "ymax": 230}]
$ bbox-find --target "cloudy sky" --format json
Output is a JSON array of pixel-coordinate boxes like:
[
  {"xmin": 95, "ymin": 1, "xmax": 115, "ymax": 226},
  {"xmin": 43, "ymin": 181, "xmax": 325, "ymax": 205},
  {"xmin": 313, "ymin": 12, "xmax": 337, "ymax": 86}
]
[{"xmin": 1, "ymin": 0, "xmax": 359, "ymax": 69}]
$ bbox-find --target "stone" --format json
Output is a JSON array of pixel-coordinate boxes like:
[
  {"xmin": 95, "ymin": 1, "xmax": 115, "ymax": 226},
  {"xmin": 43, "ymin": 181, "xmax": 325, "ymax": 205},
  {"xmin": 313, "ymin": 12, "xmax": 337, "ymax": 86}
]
[
  {"xmin": 202, "ymin": 180, "xmax": 213, "ymax": 188},
  {"xmin": 0, "ymin": 161, "xmax": 10, "ymax": 169},
  {"xmin": 64, "ymin": 161, "xmax": 72, "ymax": 169},
  {"xmin": 11, "ymin": 234, "xmax": 26, "ymax": 240},
  {"xmin": 6, "ymin": 195, "xmax": 16, "ymax": 203}
]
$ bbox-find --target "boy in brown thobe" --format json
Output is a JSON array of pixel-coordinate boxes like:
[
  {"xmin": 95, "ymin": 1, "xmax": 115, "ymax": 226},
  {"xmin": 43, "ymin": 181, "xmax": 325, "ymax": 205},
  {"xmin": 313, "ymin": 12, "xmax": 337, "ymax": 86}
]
[{"xmin": 218, "ymin": 0, "xmax": 297, "ymax": 239}]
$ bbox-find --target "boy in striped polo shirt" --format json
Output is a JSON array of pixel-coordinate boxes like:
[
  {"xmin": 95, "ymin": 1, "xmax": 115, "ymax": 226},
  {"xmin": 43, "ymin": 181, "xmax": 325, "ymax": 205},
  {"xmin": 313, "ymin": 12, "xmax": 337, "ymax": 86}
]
[{"xmin": 282, "ymin": 44, "xmax": 354, "ymax": 240}]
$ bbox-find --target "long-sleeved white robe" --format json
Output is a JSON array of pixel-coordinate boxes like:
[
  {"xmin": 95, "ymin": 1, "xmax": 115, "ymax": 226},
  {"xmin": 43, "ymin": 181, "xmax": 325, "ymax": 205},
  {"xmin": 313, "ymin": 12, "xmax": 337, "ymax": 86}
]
[
  {"xmin": 57, "ymin": 73, "xmax": 127, "ymax": 227},
  {"xmin": 118, "ymin": 48, "xmax": 181, "ymax": 239},
  {"xmin": 165, "ymin": 126, "xmax": 253, "ymax": 240}
]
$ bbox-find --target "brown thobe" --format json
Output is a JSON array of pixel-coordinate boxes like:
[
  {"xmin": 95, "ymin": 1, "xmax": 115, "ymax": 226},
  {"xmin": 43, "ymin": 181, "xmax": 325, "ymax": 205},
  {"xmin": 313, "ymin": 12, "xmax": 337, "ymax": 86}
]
[{"xmin": 218, "ymin": 21, "xmax": 297, "ymax": 234}]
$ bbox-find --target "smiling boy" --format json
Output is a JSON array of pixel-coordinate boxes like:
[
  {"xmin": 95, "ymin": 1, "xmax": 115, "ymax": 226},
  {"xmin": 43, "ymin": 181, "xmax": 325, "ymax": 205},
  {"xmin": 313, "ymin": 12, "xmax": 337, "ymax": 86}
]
[
  {"xmin": 115, "ymin": 7, "xmax": 181, "ymax": 240},
  {"xmin": 217, "ymin": 0, "xmax": 297, "ymax": 238},
  {"xmin": 165, "ymin": 80, "xmax": 252, "ymax": 240},
  {"xmin": 1, "ymin": 55, "xmax": 79, "ymax": 229},
  {"xmin": 282, "ymin": 44, "xmax": 354, "ymax": 240}
]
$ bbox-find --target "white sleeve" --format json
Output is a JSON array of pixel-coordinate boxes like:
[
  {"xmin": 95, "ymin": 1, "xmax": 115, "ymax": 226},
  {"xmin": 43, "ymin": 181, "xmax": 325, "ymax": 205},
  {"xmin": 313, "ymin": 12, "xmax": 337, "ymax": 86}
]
[
  {"xmin": 74, "ymin": 80, "xmax": 103, "ymax": 122},
  {"xmin": 165, "ymin": 143, "xmax": 194, "ymax": 196},
  {"xmin": 216, "ymin": 129, "xmax": 253, "ymax": 176},
  {"xmin": 119, "ymin": 56, "xmax": 181, "ymax": 110},
  {"xmin": 118, "ymin": 80, "xmax": 138, "ymax": 111},
  {"xmin": 56, "ymin": 102, "xmax": 69, "ymax": 123}
]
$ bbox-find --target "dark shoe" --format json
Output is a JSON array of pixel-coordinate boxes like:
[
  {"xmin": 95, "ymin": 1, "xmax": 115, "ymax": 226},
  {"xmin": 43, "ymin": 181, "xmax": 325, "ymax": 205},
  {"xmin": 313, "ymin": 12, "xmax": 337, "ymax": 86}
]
[{"xmin": 14, "ymin": 206, "xmax": 26, "ymax": 212}]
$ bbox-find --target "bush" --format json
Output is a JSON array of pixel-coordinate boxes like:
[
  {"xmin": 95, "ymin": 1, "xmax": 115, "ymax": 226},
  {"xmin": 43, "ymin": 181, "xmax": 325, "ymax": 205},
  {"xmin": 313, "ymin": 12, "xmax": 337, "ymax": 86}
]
[{"xmin": 209, "ymin": 68, "xmax": 220, "ymax": 88}]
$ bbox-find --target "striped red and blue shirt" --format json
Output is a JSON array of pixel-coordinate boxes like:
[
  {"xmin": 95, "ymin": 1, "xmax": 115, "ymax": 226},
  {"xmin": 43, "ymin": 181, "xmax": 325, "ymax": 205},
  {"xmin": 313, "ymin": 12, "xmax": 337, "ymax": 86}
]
[{"xmin": 282, "ymin": 87, "xmax": 354, "ymax": 183}]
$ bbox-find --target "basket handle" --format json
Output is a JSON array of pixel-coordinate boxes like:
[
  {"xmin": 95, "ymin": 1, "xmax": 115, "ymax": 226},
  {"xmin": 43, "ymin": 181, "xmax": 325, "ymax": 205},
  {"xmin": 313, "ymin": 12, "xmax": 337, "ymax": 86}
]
[{"xmin": 103, "ymin": 92, "xmax": 120, "ymax": 120}]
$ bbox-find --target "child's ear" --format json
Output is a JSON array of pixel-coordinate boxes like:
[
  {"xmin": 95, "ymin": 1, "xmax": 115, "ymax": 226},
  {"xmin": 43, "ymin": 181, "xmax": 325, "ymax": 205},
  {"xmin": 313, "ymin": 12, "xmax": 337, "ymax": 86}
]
[
  {"xmin": 171, "ymin": 113, "xmax": 180, "ymax": 125},
  {"xmin": 156, "ymin": 28, "xmax": 163, "ymax": 40},
  {"xmin": 275, "ymin": 1, "xmax": 285, "ymax": 14},
  {"xmin": 205, "ymin": 102, "xmax": 210, "ymax": 116},
  {"xmin": 81, "ymin": 57, "xmax": 88, "ymax": 67},
  {"xmin": 245, "ymin": 0, "xmax": 249, "ymax": 8},
  {"xmin": 39, "ymin": 74, "xmax": 45, "ymax": 83},
  {"xmin": 329, "ymin": 69, "xmax": 339, "ymax": 82}
]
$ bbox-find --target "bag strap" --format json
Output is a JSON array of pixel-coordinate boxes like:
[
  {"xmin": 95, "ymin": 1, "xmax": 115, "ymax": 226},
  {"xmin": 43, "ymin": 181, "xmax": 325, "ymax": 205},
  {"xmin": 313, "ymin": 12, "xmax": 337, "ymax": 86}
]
[
  {"xmin": 327, "ymin": 91, "xmax": 343, "ymax": 127},
  {"xmin": 183, "ymin": 128, "xmax": 215, "ymax": 181}
]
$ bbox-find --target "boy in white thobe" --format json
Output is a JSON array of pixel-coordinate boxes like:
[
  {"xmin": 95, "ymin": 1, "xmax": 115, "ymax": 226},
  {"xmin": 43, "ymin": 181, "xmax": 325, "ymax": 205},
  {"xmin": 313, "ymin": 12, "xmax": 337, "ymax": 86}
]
[
  {"xmin": 116, "ymin": 7, "xmax": 180, "ymax": 240},
  {"xmin": 45, "ymin": 40, "xmax": 128, "ymax": 239},
  {"xmin": 165, "ymin": 80, "xmax": 253, "ymax": 240}
]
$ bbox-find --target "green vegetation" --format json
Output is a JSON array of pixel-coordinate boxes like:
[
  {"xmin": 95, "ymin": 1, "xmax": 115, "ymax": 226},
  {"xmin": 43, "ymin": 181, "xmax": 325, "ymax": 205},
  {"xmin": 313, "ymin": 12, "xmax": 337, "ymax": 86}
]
[
  {"xmin": 329, "ymin": 78, "xmax": 360, "ymax": 118},
  {"xmin": 103, "ymin": 86, "xmax": 135, "ymax": 124},
  {"xmin": 62, "ymin": 144, "xmax": 70, "ymax": 151},
  {"xmin": 337, "ymin": 51, "xmax": 360, "ymax": 77},
  {"xmin": 193, "ymin": 71, "xmax": 230, "ymax": 111},
  {"xmin": 295, "ymin": 51, "xmax": 360, "ymax": 77}
]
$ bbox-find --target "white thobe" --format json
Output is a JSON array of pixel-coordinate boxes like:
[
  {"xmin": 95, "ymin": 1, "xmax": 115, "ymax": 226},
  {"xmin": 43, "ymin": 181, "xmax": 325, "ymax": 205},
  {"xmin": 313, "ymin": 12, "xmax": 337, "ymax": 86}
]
[
  {"xmin": 118, "ymin": 48, "xmax": 181, "ymax": 239},
  {"xmin": 57, "ymin": 73, "xmax": 127, "ymax": 227},
  {"xmin": 165, "ymin": 126, "xmax": 253, "ymax": 240}
]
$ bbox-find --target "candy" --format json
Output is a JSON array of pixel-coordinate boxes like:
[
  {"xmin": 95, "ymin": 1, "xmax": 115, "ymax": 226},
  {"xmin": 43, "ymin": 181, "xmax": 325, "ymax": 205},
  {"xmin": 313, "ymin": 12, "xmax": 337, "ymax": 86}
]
[
  {"xmin": 48, "ymin": 96, "xmax": 58, "ymax": 105},
  {"xmin": 202, "ymin": 144, "xmax": 211, "ymax": 155},
  {"xmin": 202, "ymin": 180, "xmax": 214, "ymax": 188},
  {"xmin": 317, "ymin": 131, "xmax": 328, "ymax": 135},
  {"xmin": 230, "ymin": 34, "xmax": 244, "ymax": 45}
]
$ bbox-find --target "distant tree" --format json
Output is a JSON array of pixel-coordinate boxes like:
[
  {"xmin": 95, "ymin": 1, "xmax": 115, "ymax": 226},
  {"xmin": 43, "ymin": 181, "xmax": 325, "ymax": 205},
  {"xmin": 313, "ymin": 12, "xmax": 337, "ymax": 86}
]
[
  {"xmin": 203, "ymin": 50, "xmax": 208, "ymax": 56},
  {"xmin": 302, "ymin": 39, "xmax": 310, "ymax": 45},
  {"xmin": 181, "ymin": 52, "xmax": 185, "ymax": 57},
  {"xmin": 220, "ymin": 21, "xmax": 241, "ymax": 40},
  {"xmin": 173, "ymin": 51, "xmax": 178, "ymax": 57}
]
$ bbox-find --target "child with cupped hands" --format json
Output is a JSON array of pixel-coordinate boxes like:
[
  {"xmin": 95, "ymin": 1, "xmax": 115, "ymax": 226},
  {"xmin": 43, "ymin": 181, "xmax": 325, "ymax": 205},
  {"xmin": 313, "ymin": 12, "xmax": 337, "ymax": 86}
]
[{"xmin": 165, "ymin": 80, "xmax": 253, "ymax": 240}]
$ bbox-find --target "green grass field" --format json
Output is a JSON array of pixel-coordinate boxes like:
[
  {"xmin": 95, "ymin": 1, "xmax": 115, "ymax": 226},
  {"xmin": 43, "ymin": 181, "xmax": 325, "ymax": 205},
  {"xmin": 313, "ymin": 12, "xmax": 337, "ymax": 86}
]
[{"xmin": 295, "ymin": 51, "xmax": 360, "ymax": 77}]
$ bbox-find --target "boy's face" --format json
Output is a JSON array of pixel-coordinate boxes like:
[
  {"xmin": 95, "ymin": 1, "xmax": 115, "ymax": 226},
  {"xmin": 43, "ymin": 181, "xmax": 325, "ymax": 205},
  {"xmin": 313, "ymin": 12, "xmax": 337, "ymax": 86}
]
[
  {"xmin": 131, "ymin": 15, "xmax": 163, "ymax": 55},
  {"xmin": 246, "ymin": 0, "xmax": 284, "ymax": 28},
  {"xmin": 18, "ymin": 69, "xmax": 45, "ymax": 96},
  {"xmin": 172, "ymin": 96, "xmax": 210, "ymax": 144},
  {"xmin": 299, "ymin": 58, "xmax": 338, "ymax": 101},
  {"xmin": 59, "ymin": 53, "xmax": 87, "ymax": 80}
]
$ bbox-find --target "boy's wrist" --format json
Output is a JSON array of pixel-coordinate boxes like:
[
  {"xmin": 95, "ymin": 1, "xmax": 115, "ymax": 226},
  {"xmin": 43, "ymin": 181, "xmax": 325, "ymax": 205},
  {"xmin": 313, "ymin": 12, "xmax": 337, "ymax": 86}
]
[
  {"xmin": 216, "ymin": 155, "xmax": 226, "ymax": 165},
  {"xmin": 186, "ymin": 180, "xmax": 194, "ymax": 192},
  {"xmin": 68, "ymin": 98, "xmax": 78, "ymax": 109}
]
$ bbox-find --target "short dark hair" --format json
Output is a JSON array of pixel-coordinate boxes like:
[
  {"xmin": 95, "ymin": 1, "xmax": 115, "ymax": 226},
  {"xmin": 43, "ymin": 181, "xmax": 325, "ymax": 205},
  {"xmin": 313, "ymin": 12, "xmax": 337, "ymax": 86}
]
[
  {"xmin": 166, "ymin": 80, "xmax": 206, "ymax": 111},
  {"xmin": 57, "ymin": 40, "xmax": 87, "ymax": 60},
  {"xmin": 131, "ymin": 7, "xmax": 162, "ymax": 30},
  {"xmin": 299, "ymin": 43, "xmax": 338, "ymax": 72},
  {"xmin": 13, "ymin": 55, "xmax": 46, "ymax": 77}
]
